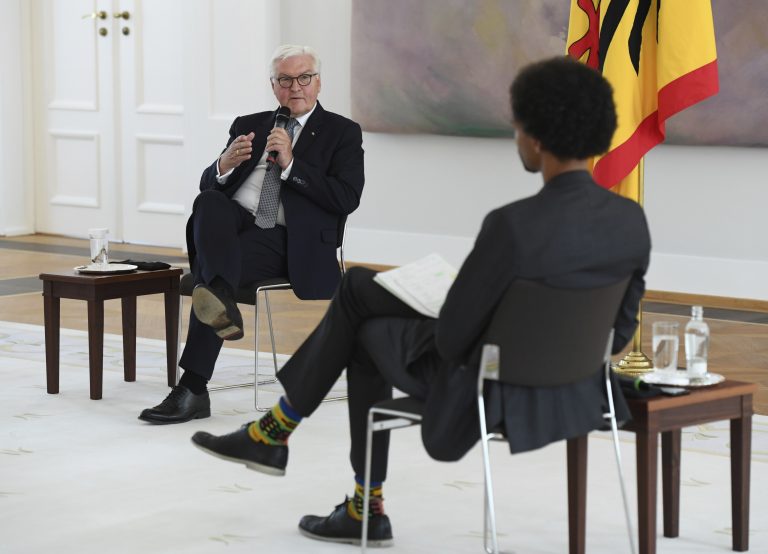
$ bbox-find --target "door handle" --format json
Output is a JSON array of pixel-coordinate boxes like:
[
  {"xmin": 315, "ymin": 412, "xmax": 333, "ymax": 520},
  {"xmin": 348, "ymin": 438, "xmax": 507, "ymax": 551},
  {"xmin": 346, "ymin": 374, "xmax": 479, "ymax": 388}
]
[
  {"xmin": 82, "ymin": 11, "xmax": 108, "ymax": 20},
  {"xmin": 114, "ymin": 11, "xmax": 131, "ymax": 20}
]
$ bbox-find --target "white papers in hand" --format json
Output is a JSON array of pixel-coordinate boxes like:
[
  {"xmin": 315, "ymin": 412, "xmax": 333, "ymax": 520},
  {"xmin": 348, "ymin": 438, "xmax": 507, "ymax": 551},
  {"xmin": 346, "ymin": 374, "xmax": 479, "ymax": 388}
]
[{"xmin": 373, "ymin": 253, "xmax": 458, "ymax": 318}]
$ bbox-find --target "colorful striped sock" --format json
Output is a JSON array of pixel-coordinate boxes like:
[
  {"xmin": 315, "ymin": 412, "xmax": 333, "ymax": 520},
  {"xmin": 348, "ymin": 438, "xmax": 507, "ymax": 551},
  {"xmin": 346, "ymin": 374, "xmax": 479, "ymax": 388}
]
[
  {"xmin": 347, "ymin": 475, "xmax": 384, "ymax": 521},
  {"xmin": 247, "ymin": 396, "xmax": 302, "ymax": 445}
]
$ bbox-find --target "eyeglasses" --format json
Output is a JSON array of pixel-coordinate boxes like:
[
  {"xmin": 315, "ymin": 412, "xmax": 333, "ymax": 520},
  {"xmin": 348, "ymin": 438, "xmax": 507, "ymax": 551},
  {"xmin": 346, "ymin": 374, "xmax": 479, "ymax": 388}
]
[{"xmin": 274, "ymin": 73, "xmax": 318, "ymax": 88}]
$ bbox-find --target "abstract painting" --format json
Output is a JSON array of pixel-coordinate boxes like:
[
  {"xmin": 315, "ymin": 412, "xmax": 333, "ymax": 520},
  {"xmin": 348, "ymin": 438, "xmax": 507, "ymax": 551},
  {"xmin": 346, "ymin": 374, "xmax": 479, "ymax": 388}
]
[{"xmin": 351, "ymin": 0, "xmax": 768, "ymax": 147}]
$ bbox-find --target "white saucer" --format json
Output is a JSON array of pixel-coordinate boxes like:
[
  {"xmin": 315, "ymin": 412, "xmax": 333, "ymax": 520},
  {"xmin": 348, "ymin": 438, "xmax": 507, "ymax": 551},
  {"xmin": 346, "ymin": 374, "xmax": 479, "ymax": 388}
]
[
  {"xmin": 641, "ymin": 371, "xmax": 725, "ymax": 388},
  {"xmin": 74, "ymin": 263, "xmax": 138, "ymax": 275}
]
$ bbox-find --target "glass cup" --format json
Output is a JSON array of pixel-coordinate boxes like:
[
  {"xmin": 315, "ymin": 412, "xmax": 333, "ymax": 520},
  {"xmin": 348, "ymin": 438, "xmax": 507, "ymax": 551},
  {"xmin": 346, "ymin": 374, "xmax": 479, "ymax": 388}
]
[
  {"xmin": 88, "ymin": 228, "xmax": 109, "ymax": 268},
  {"xmin": 652, "ymin": 321, "xmax": 679, "ymax": 373}
]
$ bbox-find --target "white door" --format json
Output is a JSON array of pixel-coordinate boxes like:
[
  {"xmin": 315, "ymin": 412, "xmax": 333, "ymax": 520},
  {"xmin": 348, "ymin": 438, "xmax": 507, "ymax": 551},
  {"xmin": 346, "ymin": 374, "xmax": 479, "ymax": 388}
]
[
  {"xmin": 32, "ymin": 0, "xmax": 119, "ymax": 238},
  {"xmin": 118, "ymin": 0, "xmax": 187, "ymax": 246},
  {"xmin": 33, "ymin": 0, "xmax": 188, "ymax": 246},
  {"xmin": 32, "ymin": 0, "xmax": 280, "ymax": 247}
]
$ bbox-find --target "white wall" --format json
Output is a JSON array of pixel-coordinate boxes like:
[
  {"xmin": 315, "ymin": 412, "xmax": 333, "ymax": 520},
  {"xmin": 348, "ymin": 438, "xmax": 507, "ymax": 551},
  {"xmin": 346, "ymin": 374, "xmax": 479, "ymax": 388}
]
[
  {"xmin": 282, "ymin": 0, "xmax": 768, "ymax": 301},
  {"xmin": 0, "ymin": 0, "xmax": 34, "ymax": 236},
  {"xmin": 644, "ymin": 145, "xmax": 768, "ymax": 299}
]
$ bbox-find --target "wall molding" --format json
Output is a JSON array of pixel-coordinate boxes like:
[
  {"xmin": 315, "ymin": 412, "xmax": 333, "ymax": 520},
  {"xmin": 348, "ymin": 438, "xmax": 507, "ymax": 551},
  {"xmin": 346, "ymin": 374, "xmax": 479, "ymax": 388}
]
[
  {"xmin": 48, "ymin": 99, "xmax": 97, "ymax": 111},
  {"xmin": 0, "ymin": 225, "xmax": 35, "ymax": 237},
  {"xmin": 136, "ymin": 103, "xmax": 184, "ymax": 115},
  {"xmin": 644, "ymin": 290, "xmax": 768, "ymax": 313}
]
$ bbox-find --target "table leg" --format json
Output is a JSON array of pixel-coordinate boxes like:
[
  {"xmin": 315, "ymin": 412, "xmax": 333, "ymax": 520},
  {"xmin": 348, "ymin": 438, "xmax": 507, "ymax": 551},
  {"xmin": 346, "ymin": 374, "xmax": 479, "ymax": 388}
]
[
  {"xmin": 121, "ymin": 296, "xmax": 137, "ymax": 382},
  {"xmin": 567, "ymin": 435, "xmax": 588, "ymax": 554},
  {"xmin": 164, "ymin": 287, "xmax": 180, "ymax": 387},
  {"xmin": 637, "ymin": 429, "xmax": 658, "ymax": 554},
  {"xmin": 661, "ymin": 429, "xmax": 681, "ymax": 537},
  {"xmin": 87, "ymin": 299, "xmax": 104, "ymax": 400},
  {"xmin": 42, "ymin": 285, "xmax": 60, "ymax": 394},
  {"xmin": 731, "ymin": 411, "xmax": 752, "ymax": 551}
]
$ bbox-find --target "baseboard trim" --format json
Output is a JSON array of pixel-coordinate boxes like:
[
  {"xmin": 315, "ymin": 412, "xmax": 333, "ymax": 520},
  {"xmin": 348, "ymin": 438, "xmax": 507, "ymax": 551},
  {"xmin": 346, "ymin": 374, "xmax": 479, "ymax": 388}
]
[
  {"xmin": 644, "ymin": 290, "xmax": 768, "ymax": 313},
  {"xmin": 0, "ymin": 225, "xmax": 34, "ymax": 237}
]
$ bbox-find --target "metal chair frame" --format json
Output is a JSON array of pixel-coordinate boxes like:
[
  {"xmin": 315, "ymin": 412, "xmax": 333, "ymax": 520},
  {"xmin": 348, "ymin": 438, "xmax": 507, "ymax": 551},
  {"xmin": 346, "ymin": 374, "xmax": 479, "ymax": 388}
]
[
  {"xmin": 361, "ymin": 401, "xmax": 422, "ymax": 551},
  {"xmin": 177, "ymin": 219, "xmax": 348, "ymax": 411},
  {"xmin": 360, "ymin": 280, "xmax": 636, "ymax": 554},
  {"xmin": 475, "ymin": 332, "xmax": 636, "ymax": 554}
]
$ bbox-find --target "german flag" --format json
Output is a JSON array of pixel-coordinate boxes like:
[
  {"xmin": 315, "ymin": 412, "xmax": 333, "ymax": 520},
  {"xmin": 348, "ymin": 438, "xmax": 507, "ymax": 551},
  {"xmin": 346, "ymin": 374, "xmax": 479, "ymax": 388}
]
[{"xmin": 566, "ymin": 0, "xmax": 719, "ymax": 200}]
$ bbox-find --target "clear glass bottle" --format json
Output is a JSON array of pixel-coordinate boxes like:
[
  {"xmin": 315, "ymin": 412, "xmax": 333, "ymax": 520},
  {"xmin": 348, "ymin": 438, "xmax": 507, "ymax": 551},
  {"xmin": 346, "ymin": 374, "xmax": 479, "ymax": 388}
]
[{"xmin": 684, "ymin": 305, "xmax": 709, "ymax": 378}]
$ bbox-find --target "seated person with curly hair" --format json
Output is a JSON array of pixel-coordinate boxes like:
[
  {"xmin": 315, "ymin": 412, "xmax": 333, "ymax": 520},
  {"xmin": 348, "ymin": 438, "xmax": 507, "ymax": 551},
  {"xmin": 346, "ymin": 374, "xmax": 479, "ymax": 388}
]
[{"xmin": 189, "ymin": 56, "xmax": 651, "ymax": 547}]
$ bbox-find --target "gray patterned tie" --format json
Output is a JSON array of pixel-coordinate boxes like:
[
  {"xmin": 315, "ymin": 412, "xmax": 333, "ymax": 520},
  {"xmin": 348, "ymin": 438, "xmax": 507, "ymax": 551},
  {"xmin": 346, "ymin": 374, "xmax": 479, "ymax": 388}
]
[{"xmin": 254, "ymin": 117, "xmax": 299, "ymax": 229}]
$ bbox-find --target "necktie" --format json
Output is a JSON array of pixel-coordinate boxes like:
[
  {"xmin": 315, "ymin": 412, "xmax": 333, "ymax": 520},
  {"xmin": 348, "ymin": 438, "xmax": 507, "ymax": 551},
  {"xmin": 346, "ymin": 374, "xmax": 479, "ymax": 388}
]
[{"xmin": 255, "ymin": 117, "xmax": 299, "ymax": 229}]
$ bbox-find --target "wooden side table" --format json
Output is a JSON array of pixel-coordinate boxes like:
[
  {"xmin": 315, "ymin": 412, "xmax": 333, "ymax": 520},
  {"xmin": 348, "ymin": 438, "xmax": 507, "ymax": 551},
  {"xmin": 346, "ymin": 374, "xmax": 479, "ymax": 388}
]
[
  {"xmin": 624, "ymin": 379, "xmax": 757, "ymax": 554},
  {"xmin": 39, "ymin": 267, "xmax": 183, "ymax": 399}
]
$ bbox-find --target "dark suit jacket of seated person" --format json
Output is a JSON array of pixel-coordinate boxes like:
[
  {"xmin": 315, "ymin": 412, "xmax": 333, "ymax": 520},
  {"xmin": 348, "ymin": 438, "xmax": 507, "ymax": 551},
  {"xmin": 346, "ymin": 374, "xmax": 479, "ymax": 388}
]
[
  {"xmin": 190, "ymin": 97, "xmax": 364, "ymax": 300},
  {"xmin": 423, "ymin": 168, "xmax": 650, "ymax": 460}
]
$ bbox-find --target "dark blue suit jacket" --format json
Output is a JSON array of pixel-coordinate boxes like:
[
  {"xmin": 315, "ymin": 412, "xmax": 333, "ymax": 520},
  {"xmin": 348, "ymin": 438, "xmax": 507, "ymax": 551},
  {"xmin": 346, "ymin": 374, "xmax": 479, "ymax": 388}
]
[{"xmin": 189, "ymin": 102, "xmax": 365, "ymax": 299}]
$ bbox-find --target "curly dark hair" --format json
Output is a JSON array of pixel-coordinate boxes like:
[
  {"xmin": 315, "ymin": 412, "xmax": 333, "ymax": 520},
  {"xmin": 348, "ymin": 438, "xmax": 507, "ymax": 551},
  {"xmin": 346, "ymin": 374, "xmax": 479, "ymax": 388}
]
[{"xmin": 510, "ymin": 56, "xmax": 617, "ymax": 160}]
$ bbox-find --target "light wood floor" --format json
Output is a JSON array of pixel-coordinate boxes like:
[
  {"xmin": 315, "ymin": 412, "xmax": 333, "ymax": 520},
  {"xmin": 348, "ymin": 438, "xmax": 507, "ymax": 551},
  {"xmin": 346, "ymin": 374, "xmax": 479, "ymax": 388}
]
[{"xmin": 2, "ymin": 234, "xmax": 766, "ymax": 414}]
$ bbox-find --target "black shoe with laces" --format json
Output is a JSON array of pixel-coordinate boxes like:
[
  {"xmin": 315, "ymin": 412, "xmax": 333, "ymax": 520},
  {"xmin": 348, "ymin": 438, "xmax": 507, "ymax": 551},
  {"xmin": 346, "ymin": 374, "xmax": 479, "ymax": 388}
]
[
  {"xmin": 298, "ymin": 497, "xmax": 393, "ymax": 547},
  {"xmin": 138, "ymin": 385, "xmax": 210, "ymax": 424},
  {"xmin": 191, "ymin": 423, "xmax": 288, "ymax": 476},
  {"xmin": 192, "ymin": 283, "xmax": 244, "ymax": 340}
]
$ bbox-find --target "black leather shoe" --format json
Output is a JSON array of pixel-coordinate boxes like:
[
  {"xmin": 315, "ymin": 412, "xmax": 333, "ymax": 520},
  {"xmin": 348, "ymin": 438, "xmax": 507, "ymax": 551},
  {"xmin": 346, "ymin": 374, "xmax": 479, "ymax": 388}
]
[
  {"xmin": 192, "ymin": 283, "xmax": 244, "ymax": 340},
  {"xmin": 191, "ymin": 423, "xmax": 287, "ymax": 476},
  {"xmin": 298, "ymin": 497, "xmax": 393, "ymax": 547},
  {"xmin": 138, "ymin": 385, "xmax": 210, "ymax": 424}
]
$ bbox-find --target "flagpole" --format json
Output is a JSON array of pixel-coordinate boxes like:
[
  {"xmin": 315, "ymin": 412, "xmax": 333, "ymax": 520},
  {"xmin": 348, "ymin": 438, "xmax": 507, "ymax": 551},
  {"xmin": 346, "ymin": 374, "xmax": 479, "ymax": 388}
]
[{"xmin": 616, "ymin": 157, "xmax": 653, "ymax": 375}]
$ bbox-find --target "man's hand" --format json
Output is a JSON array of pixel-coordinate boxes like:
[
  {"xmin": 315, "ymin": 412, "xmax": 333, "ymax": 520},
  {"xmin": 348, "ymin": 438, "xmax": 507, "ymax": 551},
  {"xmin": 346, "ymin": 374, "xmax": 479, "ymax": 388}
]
[
  {"xmin": 265, "ymin": 127, "xmax": 294, "ymax": 170},
  {"xmin": 219, "ymin": 132, "xmax": 255, "ymax": 175}
]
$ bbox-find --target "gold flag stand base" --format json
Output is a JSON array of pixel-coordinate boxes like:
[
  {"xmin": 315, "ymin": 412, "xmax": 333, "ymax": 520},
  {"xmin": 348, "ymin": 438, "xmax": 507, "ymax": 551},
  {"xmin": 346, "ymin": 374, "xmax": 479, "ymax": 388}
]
[
  {"xmin": 614, "ymin": 350, "xmax": 653, "ymax": 376},
  {"xmin": 613, "ymin": 295, "xmax": 653, "ymax": 376}
]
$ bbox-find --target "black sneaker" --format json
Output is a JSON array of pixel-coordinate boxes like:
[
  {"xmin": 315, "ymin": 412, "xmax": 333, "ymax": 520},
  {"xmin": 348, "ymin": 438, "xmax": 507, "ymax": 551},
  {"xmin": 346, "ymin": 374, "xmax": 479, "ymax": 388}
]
[
  {"xmin": 192, "ymin": 283, "xmax": 244, "ymax": 340},
  {"xmin": 138, "ymin": 385, "xmax": 210, "ymax": 424},
  {"xmin": 298, "ymin": 497, "xmax": 393, "ymax": 547},
  {"xmin": 191, "ymin": 423, "xmax": 287, "ymax": 476}
]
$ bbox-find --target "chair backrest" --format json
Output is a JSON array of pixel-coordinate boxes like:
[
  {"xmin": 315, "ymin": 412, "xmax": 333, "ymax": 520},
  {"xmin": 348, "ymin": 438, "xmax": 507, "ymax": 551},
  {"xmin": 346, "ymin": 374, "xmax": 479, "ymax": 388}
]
[{"xmin": 482, "ymin": 278, "xmax": 630, "ymax": 387}]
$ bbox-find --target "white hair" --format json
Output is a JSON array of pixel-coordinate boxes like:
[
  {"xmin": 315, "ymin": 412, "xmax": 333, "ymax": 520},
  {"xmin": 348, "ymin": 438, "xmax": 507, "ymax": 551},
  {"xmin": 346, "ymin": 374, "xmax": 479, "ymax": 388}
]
[{"xmin": 270, "ymin": 44, "xmax": 321, "ymax": 77}]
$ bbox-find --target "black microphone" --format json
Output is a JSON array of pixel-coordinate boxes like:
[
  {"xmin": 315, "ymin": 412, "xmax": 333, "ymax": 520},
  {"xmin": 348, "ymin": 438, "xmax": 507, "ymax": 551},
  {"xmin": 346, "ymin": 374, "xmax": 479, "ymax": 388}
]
[{"xmin": 266, "ymin": 106, "xmax": 291, "ymax": 171}]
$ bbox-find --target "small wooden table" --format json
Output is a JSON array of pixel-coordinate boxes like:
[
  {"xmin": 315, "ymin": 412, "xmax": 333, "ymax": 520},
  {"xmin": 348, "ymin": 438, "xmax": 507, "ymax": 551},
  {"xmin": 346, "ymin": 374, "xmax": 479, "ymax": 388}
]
[
  {"xmin": 39, "ymin": 267, "xmax": 183, "ymax": 399},
  {"xmin": 624, "ymin": 379, "xmax": 757, "ymax": 554}
]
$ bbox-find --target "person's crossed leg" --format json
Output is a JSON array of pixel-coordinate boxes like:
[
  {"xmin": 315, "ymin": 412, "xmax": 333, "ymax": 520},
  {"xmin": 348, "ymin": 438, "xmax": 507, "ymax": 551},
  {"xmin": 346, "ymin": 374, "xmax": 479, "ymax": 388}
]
[{"xmin": 191, "ymin": 267, "xmax": 436, "ymax": 546}]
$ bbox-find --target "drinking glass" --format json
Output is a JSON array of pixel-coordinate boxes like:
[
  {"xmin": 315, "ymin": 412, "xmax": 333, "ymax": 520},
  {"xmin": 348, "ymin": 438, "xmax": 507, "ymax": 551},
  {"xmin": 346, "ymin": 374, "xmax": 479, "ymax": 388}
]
[
  {"xmin": 88, "ymin": 228, "xmax": 109, "ymax": 268},
  {"xmin": 652, "ymin": 321, "xmax": 679, "ymax": 373}
]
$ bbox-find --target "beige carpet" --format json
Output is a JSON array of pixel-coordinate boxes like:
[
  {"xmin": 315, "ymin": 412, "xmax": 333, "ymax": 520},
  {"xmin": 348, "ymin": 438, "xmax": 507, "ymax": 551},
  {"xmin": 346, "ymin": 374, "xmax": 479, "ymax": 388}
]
[{"xmin": 1, "ymin": 321, "xmax": 766, "ymax": 553}]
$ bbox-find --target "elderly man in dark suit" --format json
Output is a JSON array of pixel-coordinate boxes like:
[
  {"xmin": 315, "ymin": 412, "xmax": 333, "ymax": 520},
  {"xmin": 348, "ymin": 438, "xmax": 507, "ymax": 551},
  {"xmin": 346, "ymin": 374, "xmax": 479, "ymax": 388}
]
[
  {"xmin": 190, "ymin": 56, "xmax": 651, "ymax": 547},
  {"xmin": 139, "ymin": 44, "xmax": 364, "ymax": 424}
]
